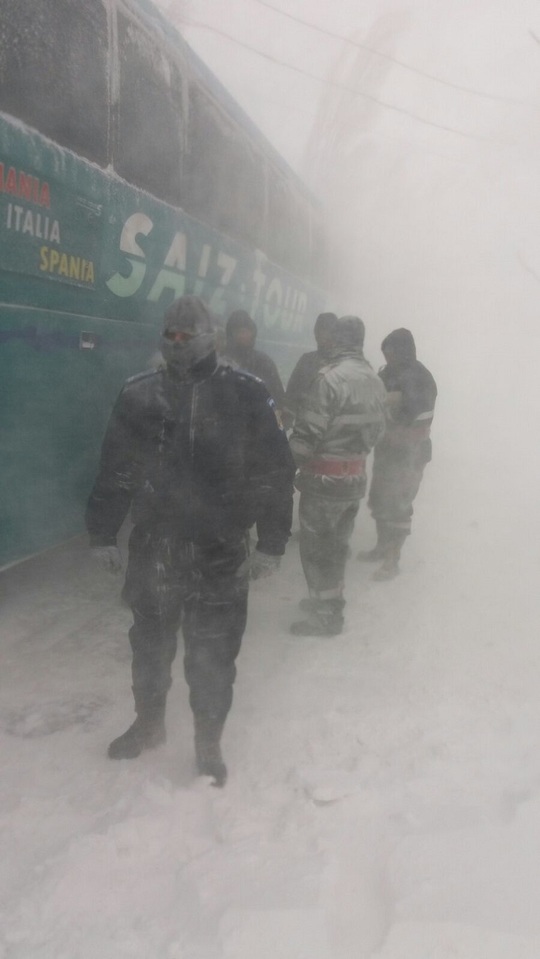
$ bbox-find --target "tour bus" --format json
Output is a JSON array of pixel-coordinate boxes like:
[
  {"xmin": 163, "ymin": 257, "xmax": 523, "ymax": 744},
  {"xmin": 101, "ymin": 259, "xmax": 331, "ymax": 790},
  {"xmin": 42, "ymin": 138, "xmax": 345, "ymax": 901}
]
[{"xmin": 0, "ymin": 0, "xmax": 326, "ymax": 567}]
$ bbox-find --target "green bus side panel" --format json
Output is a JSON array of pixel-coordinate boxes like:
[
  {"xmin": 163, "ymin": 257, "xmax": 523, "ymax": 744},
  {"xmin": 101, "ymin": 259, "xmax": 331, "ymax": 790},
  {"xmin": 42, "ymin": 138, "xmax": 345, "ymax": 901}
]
[
  {"xmin": 0, "ymin": 306, "xmax": 157, "ymax": 566},
  {"xmin": 0, "ymin": 116, "xmax": 324, "ymax": 355},
  {"xmin": 0, "ymin": 114, "xmax": 326, "ymax": 566}
]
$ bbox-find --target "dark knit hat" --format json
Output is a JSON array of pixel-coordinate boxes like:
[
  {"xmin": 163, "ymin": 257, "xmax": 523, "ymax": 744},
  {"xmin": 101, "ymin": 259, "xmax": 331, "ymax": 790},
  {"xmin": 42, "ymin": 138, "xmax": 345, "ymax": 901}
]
[{"xmin": 163, "ymin": 295, "xmax": 213, "ymax": 334}]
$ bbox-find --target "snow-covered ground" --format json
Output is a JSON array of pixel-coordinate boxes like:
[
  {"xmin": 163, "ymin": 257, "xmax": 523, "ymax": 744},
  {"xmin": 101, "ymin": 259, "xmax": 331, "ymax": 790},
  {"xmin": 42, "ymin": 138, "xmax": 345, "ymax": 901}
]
[{"xmin": 3, "ymin": 413, "xmax": 540, "ymax": 958}]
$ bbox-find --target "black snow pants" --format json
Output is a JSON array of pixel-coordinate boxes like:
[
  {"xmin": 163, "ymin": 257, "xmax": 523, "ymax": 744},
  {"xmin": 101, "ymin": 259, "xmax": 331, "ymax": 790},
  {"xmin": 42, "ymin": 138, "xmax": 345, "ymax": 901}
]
[
  {"xmin": 368, "ymin": 439, "xmax": 428, "ymax": 542},
  {"xmin": 123, "ymin": 527, "xmax": 249, "ymax": 724}
]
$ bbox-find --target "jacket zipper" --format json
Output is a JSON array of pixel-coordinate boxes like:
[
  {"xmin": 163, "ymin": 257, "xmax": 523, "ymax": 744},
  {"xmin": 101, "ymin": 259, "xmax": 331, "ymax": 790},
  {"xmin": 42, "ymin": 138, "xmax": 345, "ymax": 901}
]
[
  {"xmin": 188, "ymin": 383, "xmax": 198, "ymax": 529},
  {"xmin": 189, "ymin": 383, "xmax": 198, "ymax": 459}
]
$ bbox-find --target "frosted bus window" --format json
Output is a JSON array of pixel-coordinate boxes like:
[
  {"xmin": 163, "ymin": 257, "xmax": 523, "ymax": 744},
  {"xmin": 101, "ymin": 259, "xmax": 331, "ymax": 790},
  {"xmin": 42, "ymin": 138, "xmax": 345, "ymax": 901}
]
[
  {"xmin": 0, "ymin": 0, "xmax": 109, "ymax": 166},
  {"xmin": 116, "ymin": 13, "xmax": 183, "ymax": 206}
]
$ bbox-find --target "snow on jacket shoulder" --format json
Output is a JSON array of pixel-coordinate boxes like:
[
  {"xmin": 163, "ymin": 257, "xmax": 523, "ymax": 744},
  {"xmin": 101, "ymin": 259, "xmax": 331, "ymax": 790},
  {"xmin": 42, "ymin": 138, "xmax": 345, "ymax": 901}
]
[
  {"xmin": 86, "ymin": 361, "xmax": 295, "ymax": 554},
  {"xmin": 222, "ymin": 347, "xmax": 286, "ymax": 410},
  {"xmin": 290, "ymin": 351, "xmax": 387, "ymax": 467}
]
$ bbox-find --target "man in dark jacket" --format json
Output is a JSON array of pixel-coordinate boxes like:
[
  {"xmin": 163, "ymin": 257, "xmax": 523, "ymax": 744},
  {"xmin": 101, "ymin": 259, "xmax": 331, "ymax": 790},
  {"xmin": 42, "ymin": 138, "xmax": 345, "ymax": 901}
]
[
  {"xmin": 289, "ymin": 315, "xmax": 386, "ymax": 636},
  {"xmin": 282, "ymin": 312, "xmax": 338, "ymax": 429},
  {"xmin": 359, "ymin": 328, "xmax": 437, "ymax": 580},
  {"xmin": 86, "ymin": 296, "xmax": 295, "ymax": 786},
  {"xmin": 222, "ymin": 310, "xmax": 286, "ymax": 412}
]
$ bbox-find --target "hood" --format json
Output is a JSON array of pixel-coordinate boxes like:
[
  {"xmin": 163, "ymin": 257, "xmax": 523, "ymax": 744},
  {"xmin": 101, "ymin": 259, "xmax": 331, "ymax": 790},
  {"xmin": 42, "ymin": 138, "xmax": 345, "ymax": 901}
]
[
  {"xmin": 226, "ymin": 310, "xmax": 257, "ymax": 342},
  {"xmin": 314, "ymin": 312, "xmax": 338, "ymax": 336},
  {"xmin": 381, "ymin": 328, "xmax": 417, "ymax": 364},
  {"xmin": 330, "ymin": 314, "xmax": 365, "ymax": 353}
]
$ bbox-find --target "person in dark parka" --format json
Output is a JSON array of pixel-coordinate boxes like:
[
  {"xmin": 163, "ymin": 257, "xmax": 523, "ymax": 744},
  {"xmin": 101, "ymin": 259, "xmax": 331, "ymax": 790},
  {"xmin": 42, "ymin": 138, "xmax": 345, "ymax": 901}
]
[
  {"xmin": 282, "ymin": 312, "xmax": 338, "ymax": 429},
  {"xmin": 86, "ymin": 296, "xmax": 295, "ymax": 786},
  {"xmin": 223, "ymin": 310, "xmax": 286, "ymax": 412},
  {"xmin": 359, "ymin": 328, "xmax": 437, "ymax": 580}
]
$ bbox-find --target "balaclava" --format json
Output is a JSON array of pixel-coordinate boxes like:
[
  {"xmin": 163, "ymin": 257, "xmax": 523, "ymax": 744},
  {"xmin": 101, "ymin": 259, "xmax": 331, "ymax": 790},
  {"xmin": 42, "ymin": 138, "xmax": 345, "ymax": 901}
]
[
  {"xmin": 330, "ymin": 315, "xmax": 365, "ymax": 353},
  {"xmin": 381, "ymin": 328, "xmax": 416, "ymax": 365},
  {"xmin": 161, "ymin": 295, "xmax": 216, "ymax": 375}
]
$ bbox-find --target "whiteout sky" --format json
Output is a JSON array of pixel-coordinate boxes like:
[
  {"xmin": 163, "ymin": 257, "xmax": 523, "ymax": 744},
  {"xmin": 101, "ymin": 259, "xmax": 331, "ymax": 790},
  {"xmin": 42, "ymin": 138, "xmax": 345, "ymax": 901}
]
[
  {"xmin": 160, "ymin": 0, "xmax": 540, "ymax": 360},
  {"xmin": 4, "ymin": 3, "xmax": 540, "ymax": 957},
  {"xmin": 162, "ymin": 0, "xmax": 540, "ymax": 476}
]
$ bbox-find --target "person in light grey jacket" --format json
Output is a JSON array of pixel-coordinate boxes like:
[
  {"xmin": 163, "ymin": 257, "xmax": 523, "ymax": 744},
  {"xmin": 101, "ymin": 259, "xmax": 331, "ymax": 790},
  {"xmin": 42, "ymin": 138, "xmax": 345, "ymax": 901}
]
[{"xmin": 289, "ymin": 315, "xmax": 386, "ymax": 635}]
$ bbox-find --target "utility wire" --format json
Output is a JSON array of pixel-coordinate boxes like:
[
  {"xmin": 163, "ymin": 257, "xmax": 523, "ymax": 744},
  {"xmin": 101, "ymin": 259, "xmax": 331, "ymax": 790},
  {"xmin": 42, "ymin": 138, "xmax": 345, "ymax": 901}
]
[
  {"xmin": 252, "ymin": 0, "xmax": 530, "ymax": 107},
  {"xmin": 187, "ymin": 19, "xmax": 503, "ymax": 142}
]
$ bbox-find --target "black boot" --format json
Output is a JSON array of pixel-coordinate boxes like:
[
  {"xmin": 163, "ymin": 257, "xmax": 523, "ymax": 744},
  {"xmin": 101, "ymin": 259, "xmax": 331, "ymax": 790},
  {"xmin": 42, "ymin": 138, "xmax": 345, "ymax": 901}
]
[
  {"xmin": 194, "ymin": 716, "xmax": 227, "ymax": 787},
  {"xmin": 108, "ymin": 690, "xmax": 167, "ymax": 760},
  {"xmin": 372, "ymin": 532, "xmax": 407, "ymax": 581},
  {"xmin": 358, "ymin": 520, "xmax": 388, "ymax": 562},
  {"xmin": 357, "ymin": 544, "xmax": 385, "ymax": 562},
  {"xmin": 291, "ymin": 599, "xmax": 344, "ymax": 637}
]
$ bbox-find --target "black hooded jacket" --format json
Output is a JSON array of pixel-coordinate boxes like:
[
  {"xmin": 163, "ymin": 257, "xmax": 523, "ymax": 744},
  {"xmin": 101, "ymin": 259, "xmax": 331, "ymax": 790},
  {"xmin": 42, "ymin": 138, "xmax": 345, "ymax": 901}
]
[
  {"xmin": 223, "ymin": 312, "xmax": 286, "ymax": 409},
  {"xmin": 86, "ymin": 354, "xmax": 295, "ymax": 555},
  {"xmin": 379, "ymin": 329, "xmax": 437, "ymax": 427}
]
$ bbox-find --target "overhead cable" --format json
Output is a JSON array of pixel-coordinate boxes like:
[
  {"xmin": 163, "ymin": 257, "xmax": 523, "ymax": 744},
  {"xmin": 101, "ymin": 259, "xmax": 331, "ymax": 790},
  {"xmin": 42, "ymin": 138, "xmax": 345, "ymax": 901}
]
[
  {"xmin": 187, "ymin": 19, "xmax": 503, "ymax": 142},
  {"xmin": 252, "ymin": 0, "xmax": 530, "ymax": 107}
]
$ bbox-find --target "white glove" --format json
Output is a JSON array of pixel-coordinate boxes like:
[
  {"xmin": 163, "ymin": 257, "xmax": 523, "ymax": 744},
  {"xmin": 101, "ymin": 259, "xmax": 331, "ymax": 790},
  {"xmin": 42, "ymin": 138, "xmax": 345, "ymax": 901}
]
[
  {"xmin": 237, "ymin": 551, "xmax": 281, "ymax": 580},
  {"xmin": 91, "ymin": 545, "xmax": 123, "ymax": 574}
]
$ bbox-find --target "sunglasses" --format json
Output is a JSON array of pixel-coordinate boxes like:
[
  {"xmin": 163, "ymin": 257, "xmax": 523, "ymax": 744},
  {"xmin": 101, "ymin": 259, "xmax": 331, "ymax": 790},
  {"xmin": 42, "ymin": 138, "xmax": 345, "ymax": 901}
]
[{"xmin": 163, "ymin": 330, "xmax": 203, "ymax": 343}]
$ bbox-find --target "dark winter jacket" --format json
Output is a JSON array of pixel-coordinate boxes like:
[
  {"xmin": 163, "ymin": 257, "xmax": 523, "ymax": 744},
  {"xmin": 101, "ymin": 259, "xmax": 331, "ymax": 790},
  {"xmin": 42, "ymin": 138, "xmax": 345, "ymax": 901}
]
[
  {"xmin": 86, "ymin": 355, "xmax": 295, "ymax": 555},
  {"xmin": 378, "ymin": 328, "xmax": 437, "ymax": 459},
  {"xmin": 283, "ymin": 350, "xmax": 327, "ymax": 427},
  {"xmin": 222, "ymin": 345, "xmax": 286, "ymax": 411},
  {"xmin": 223, "ymin": 311, "xmax": 285, "ymax": 409}
]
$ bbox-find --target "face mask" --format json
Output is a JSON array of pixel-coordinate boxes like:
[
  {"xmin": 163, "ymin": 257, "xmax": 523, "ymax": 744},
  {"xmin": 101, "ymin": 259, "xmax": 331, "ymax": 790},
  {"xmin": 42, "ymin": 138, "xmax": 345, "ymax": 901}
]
[{"xmin": 160, "ymin": 331, "xmax": 215, "ymax": 374}]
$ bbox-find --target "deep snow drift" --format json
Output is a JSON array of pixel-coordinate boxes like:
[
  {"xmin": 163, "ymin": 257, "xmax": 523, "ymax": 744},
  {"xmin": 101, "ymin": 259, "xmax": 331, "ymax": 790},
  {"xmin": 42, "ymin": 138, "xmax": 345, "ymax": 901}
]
[{"xmin": 2, "ymin": 419, "xmax": 540, "ymax": 958}]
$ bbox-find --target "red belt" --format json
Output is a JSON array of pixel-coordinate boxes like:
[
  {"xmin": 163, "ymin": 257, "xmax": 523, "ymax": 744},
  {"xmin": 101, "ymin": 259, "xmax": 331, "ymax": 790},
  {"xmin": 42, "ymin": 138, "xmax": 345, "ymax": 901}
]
[{"xmin": 302, "ymin": 456, "xmax": 366, "ymax": 477}]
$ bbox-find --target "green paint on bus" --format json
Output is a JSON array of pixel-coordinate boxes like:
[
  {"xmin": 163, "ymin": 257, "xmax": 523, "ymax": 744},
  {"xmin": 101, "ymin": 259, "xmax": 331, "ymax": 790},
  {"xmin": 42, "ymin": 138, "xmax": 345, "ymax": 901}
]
[{"xmin": 0, "ymin": 0, "xmax": 326, "ymax": 567}]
